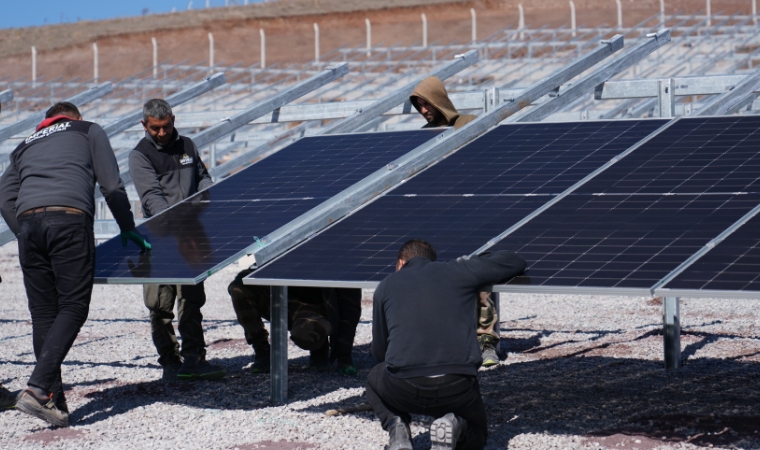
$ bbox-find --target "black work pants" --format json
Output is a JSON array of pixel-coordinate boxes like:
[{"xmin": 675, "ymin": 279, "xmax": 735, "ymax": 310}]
[
  {"xmin": 17, "ymin": 210, "xmax": 94, "ymax": 394},
  {"xmin": 366, "ymin": 363, "xmax": 488, "ymax": 450}
]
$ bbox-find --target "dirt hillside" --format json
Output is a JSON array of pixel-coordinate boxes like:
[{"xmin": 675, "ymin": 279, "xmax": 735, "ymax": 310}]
[{"xmin": 0, "ymin": 0, "xmax": 753, "ymax": 82}]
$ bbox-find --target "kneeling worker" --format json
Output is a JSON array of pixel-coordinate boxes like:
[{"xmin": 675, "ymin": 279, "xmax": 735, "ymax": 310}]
[
  {"xmin": 228, "ymin": 269, "xmax": 361, "ymax": 374},
  {"xmin": 410, "ymin": 77, "xmax": 500, "ymax": 366},
  {"xmin": 129, "ymin": 99, "xmax": 225, "ymax": 381},
  {"xmin": 367, "ymin": 240, "xmax": 525, "ymax": 450}
]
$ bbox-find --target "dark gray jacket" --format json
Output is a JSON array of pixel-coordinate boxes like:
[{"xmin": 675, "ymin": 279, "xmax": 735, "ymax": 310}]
[
  {"xmin": 128, "ymin": 130, "xmax": 212, "ymax": 217},
  {"xmin": 372, "ymin": 251, "xmax": 526, "ymax": 378},
  {"xmin": 0, "ymin": 118, "xmax": 135, "ymax": 235}
]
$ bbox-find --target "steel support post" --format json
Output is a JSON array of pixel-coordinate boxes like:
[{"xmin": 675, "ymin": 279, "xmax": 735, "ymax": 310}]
[
  {"xmin": 694, "ymin": 67, "xmax": 760, "ymax": 116},
  {"xmin": 93, "ymin": 43, "xmax": 99, "ymax": 83},
  {"xmin": 658, "ymin": 78, "xmax": 675, "ymax": 117},
  {"xmin": 249, "ymin": 36, "xmax": 625, "ymax": 267},
  {"xmin": 31, "ymin": 46, "xmax": 37, "ymax": 85},
  {"xmin": 616, "ymin": 0, "xmax": 623, "ymax": 30},
  {"xmin": 260, "ymin": 29, "xmax": 266, "ymax": 69},
  {"xmin": 484, "ymin": 87, "xmax": 500, "ymax": 113},
  {"xmin": 192, "ymin": 63, "xmax": 347, "ymax": 148},
  {"xmin": 152, "ymin": 37, "xmax": 158, "ymax": 78},
  {"xmin": 422, "ymin": 14, "xmax": 428, "ymax": 48},
  {"xmin": 0, "ymin": 82, "xmax": 113, "ymax": 143},
  {"xmin": 518, "ymin": 4, "xmax": 526, "ymax": 40},
  {"xmin": 314, "ymin": 23, "xmax": 320, "ymax": 63},
  {"xmin": 510, "ymin": 30, "xmax": 670, "ymax": 123},
  {"xmin": 366, "ymin": 18, "xmax": 371, "ymax": 56},
  {"xmin": 660, "ymin": 0, "xmax": 666, "ymax": 24},
  {"xmin": 208, "ymin": 33, "xmax": 214, "ymax": 68},
  {"xmin": 319, "ymin": 51, "xmax": 477, "ymax": 135},
  {"xmin": 570, "ymin": 1, "xmax": 577, "ymax": 37},
  {"xmin": 491, "ymin": 292, "xmax": 501, "ymax": 353},
  {"xmin": 471, "ymin": 9, "xmax": 477, "ymax": 43},
  {"xmin": 270, "ymin": 286, "xmax": 289, "ymax": 403},
  {"xmin": 663, "ymin": 296, "xmax": 681, "ymax": 369}
]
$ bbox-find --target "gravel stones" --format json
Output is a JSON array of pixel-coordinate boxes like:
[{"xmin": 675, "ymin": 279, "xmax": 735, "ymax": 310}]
[{"xmin": 2, "ymin": 242, "xmax": 760, "ymax": 449}]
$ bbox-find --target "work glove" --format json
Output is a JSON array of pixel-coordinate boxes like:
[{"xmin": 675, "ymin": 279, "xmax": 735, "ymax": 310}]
[{"xmin": 121, "ymin": 229, "xmax": 152, "ymax": 252}]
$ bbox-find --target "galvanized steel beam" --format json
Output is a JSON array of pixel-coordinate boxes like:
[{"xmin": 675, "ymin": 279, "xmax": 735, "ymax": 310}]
[
  {"xmin": 191, "ymin": 63, "xmax": 348, "ymax": 149},
  {"xmin": 694, "ymin": 67, "xmax": 760, "ymax": 116},
  {"xmin": 0, "ymin": 83, "xmax": 113, "ymax": 143},
  {"xmin": 0, "ymin": 89, "xmax": 12, "ymax": 109},
  {"xmin": 511, "ymin": 30, "xmax": 670, "ymax": 123}
]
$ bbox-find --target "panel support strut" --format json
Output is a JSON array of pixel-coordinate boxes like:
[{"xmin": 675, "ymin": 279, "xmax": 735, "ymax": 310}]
[
  {"xmin": 663, "ymin": 296, "xmax": 681, "ymax": 369},
  {"xmin": 271, "ymin": 286, "xmax": 289, "ymax": 403}
]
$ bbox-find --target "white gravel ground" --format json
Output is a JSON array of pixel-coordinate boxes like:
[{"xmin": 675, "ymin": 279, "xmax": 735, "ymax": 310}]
[{"xmin": 2, "ymin": 241, "xmax": 760, "ymax": 449}]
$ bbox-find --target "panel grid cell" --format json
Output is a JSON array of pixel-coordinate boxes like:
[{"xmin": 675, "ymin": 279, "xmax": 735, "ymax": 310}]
[
  {"xmin": 249, "ymin": 119, "xmax": 667, "ymax": 285},
  {"xmin": 491, "ymin": 116, "xmax": 760, "ymax": 290},
  {"xmin": 95, "ymin": 130, "xmax": 441, "ymax": 281}
]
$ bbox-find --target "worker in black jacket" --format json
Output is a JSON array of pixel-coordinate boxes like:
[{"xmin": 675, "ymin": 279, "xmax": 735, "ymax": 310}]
[
  {"xmin": 0, "ymin": 102, "xmax": 149, "ymax": 427},
  {"xmin": 128, "ymin": 98, "xmax": 225, "ymax": 381},
  {"xmin": 367, "ymin": 240, "xmax": 525, "ymax": 450}
]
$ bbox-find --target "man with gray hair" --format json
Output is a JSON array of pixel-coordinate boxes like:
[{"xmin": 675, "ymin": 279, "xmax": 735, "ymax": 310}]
[{"xmin": 128, "ymin": 98, "xmax": 225, "ymax": 381}]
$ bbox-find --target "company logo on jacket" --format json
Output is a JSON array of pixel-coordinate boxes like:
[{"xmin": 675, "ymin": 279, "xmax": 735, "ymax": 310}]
[
  {"xmin": 25, "ymin": 122, "xmax": 72, "ymax": 144},
  {"xmin": 179, "ymin": 154, "xmax": 193, "ymax": 165}
]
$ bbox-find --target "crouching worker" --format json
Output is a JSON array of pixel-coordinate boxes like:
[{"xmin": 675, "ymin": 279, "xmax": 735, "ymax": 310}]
[
  {"xmin": 129, "ymin": 98, "xmax": 225, "ymax": 381},
  {"xmin": 228, "ymin": 269, "xmax": 361, "ymax": 374},
  {"xmin": 367, "ymin": 240, "xmax": 525, "ymax": 450}
]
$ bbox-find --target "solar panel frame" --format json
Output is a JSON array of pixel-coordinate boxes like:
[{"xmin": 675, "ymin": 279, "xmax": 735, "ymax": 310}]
[
  {"xmin": 486, "ymin": 115, "xmax": 760, "ymax": 297},
  {"xmin": 94, "ymin": 129, "xmax": 442, "ymax": 285},
  {"xmin": 246, "ymin": 117, "xmax": 674, "ymax": 289}
]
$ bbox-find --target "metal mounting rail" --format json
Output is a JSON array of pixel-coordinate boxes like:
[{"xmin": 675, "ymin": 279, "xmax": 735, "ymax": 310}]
[
  {"xmin": 511, "ymin": 30, "xmax": 671, "ymax": 123},
  {"xmin": 0, "ymin": 90, "xmax": 12, "ymax": 110},
  {"xmin": 246, "ymin": 35, "xmax": 626, "ymax": 269},
  {"xmin": 318, "ymin": 50, "xmax": 479, "ymax": 135},
  {"xmin": 191, "ymin": 63, "xmax": 349, "ymax": 149},
  {"xmin": 694, "ymin": 67, "xmax": 760, "ymax": 116},
  {"xmin": 0, "ymin": 83, "xmax": 114, "ymax": 143},
  {"xmin": 103, "ymin": 73, "xmax": 226, "ymax": 137}
]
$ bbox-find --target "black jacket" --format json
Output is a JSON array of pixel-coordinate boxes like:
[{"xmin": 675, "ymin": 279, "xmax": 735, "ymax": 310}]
[
  {"xmin": 0, "ymin": 118, "xmax": 134, "ymax": 234},
  {"xmin": 128, "ymin": 130, "xmax": 212, "ymax": 217},
  {"xmin": 372, "ymin": 251, "xmax": 526, "ymax": 378}
]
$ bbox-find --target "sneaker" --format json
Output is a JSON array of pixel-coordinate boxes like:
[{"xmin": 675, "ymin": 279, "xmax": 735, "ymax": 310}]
[
  {"xmin": 251, "ymin": 345, "xmax": 271, "ymax": 374},
  {"xmin": 177, "ymin": 353, "xmax": 226, "ymax": 381},
  {"xmin": 479, "ymin": 335, "xmax": 500, "ymax": 368},
  {"xmin": 53, "ymin": 391, "xmax": 68, "ymax": 415},
  {"xmin": 430, "ymin": 413, "xmax": 463, "ymax": 450},
  {"xmin": 161, "ymin": 357, "xmax": 183, "ymax": 381},
  {"xmin": 386, "ymin": 416, "xmax": 412, "ymax": 450},
  {"xmin": 16, "ymin": 389, "xmax": 69, "ymax": 427},
  {"xmin": 0, "ymin": 385, "xmax": 19, "ymax": 410}
]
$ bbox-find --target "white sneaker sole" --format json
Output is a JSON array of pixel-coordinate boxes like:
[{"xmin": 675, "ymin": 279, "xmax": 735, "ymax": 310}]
[{"xmin": 430, "ymin": 413, "xmax": 458, "ymax": 450}]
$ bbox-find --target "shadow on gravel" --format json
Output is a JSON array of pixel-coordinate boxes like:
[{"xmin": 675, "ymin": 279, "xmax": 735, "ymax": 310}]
[
  {"xmin": 70, "ymin": 344, "xmax": 376, "ymax": 426},
  {"xmin": 479, "ymin": 355, "xmax": 760, "ymax": 449}
]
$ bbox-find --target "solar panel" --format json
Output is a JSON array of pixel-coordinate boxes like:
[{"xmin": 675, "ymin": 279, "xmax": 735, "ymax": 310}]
[
  {"xmin": 658, "ymin": 211, "xmax": 760, "ymax": 296},
  {"xmin": 247, "ymin": 119, "xmax": 668, "ymax": 286},
  {"xmin": 490, "ymin": 116, "xmax": 760, "ymax": 292},
  {"xmin": 94, "ymin": 130, "xmax": 441, "ymax": 283}
]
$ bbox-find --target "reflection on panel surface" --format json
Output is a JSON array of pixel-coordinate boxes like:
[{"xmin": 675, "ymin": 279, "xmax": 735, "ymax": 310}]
[
  {"xmin": 494, "ymin": 116, "xmax": 760, "ymax": 289},
  {"xmin": 663, "ymin": 212, "xmax": 760, "ymax": 293},
  {"xmin": 249, "ymin": 119, "xmax": 667, "ymax": 285},
  {"xmin": 95, "ymin": 130, "xmax": 441, "ymax": 282}
]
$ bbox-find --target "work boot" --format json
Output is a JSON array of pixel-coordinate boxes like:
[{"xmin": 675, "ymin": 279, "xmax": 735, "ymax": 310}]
[
  {"xmin": 0, "ymin": 384, "xmax": 19, "ymax": 410},
  {"xmin": 251, "ymin": 343, "xmax": 271, "ymax": 374},
  {"xmin": 386, "ymin": 416, "xmax": 412, "ymax": 450},
  {"xmin": 16, "ymin": 387, "xmax": 69, "ymax": 427},
  {"xmin": 430, "ymin": 413, "xmax": 465, "ymax": 450},
  {"xmin": 177, "ymin": 352, "xmax": 226, "ymax": 381},
  {"xmin": 336, "ymin": 355, "xmax": 357, "ymax": 376},
  {"xmin": 478, "ymin": 335, "xmax": 500, "ymax": 368},
  {"xmin": 160, "ymin": 355, "xmax": 184, "ymax": 381},
  {"xmin": 309, "ymin": 342, "xmax": 330, "ymax": 371}
]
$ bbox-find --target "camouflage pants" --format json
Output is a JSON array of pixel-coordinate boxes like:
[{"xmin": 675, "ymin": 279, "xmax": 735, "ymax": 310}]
[
  {"xmin": 478, "ymin": 292, "xmax": 499, "ymax": 340},
  {"xmin": 227, "ymin": 270, "xmax": 332, "ymax": 351},
  {"xmin": 143, "ymin": 283, "xmax": 207, "ymax": 364}
]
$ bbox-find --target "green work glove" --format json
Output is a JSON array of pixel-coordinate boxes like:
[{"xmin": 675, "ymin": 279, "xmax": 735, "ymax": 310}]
[{"xmin": 121, "ymin": 229, "xmax": 152, "ymax": 252}]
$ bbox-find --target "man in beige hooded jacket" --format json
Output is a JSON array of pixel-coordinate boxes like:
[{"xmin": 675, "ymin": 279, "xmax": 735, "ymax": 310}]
[{"xmin": 409, "ymin": 76, "xmax": 501, "ymax": 367}]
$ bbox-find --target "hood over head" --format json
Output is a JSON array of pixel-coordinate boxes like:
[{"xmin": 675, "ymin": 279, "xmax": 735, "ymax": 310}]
[{"xmin": 410, "ymin": 76, "xmax": 460, "ymax": 126}]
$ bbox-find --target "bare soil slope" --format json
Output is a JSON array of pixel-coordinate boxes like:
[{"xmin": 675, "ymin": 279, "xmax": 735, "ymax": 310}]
[{"xmin": 0, "ymin": 0, "xmax": 753, "ymax": 82}]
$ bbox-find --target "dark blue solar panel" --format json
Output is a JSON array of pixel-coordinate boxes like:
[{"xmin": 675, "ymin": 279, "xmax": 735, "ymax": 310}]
[
  {"xmin": 491, "ymin": 116, "xmax": 760, "ymax": 289},
  {"xmin": 94, "ymin": 130, "xmax": 441, "ymax": 281},
  {"xmin": 663, "ymin": 212, "xmax": 760, "ymax": 292},
  {"xmin": 249, "ymin": 119, "xmax": 667, "ymax": 284}
]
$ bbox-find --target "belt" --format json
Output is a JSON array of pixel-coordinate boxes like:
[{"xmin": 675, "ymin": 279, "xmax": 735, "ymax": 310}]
[
  {"xmin": 20, "ymin": 206, "xmax": 85, "ymax": 217},
  {"xmin": 392, "ymin": 373, "xmax": 473, "ymax": 398}
]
